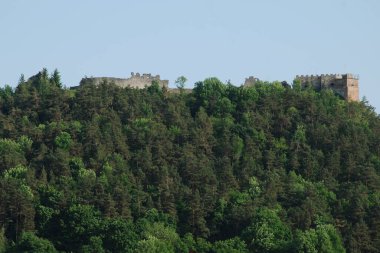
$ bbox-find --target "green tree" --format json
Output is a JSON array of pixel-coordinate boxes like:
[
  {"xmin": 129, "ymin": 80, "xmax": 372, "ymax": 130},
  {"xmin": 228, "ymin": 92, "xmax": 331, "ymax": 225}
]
[
  {"xmin": 9, "ymin": 232, "xmax": 57, "ymax": 253},
  {"xmin": 242, "ymin": 208, "xmax": 292, "ymax": 252},
  {"xmin": 54, "ymin": 131, "xmax": 72, "ymax": 150},
  {"xmin": 50, "ymin": 69, "xmax": 62, "ymax": 88},
  {"xmin": 175, "ymin": 76, "xmax": 187, "ymax": 89},
  {"xmin": 101, "ymin": 218, "xmax": 138, "ymax": 253},
  {"xmin": 79, "ymin": 236, "xmax": 105, "ymax": 253},
  {"xmin": 212, "ymin": 237, "xmax": 248, "ymax": 253},
  {"xmin": 294, "ymin": 224, "xmax": 345, "ymax": 253}
]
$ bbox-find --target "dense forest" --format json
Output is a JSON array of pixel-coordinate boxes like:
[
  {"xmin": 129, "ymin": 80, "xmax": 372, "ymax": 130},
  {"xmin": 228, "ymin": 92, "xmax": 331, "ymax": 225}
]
[{"xmin": 0, "ymin": 69, "xmax": 379, "ymax": 253}]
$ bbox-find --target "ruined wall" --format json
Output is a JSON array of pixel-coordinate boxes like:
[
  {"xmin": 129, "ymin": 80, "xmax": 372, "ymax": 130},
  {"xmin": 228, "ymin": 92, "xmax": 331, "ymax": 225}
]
[
  {"xmin": 243, "ymin": 76, "xmax": 259, "ymax": 87},
  {"xmin": 295, "ymin": 73, "xmax": 359, "ymax": 101},
  {"xmin": 78, "ymin": 72, "xmax": 359, "ymax": 101},
  {"xmin": 80, "ymin": 72, "xmax": 169, "ymax": 89}
]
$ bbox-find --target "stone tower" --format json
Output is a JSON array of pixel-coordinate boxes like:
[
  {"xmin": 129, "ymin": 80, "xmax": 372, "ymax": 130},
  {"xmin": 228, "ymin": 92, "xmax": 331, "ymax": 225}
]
[
  {"xmin": 243, "ymin": 76, "xmax": 259, "ymax": 87},
  {"xmin": 294, "ymin": 73, "xmax": 359, "ymax": 101}
]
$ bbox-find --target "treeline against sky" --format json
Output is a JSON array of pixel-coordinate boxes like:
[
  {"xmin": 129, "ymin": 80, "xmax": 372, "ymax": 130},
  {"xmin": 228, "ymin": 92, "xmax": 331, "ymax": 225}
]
[{"xmin": 0, "ymin": 69, "xmax": 380, "ymax": 252}]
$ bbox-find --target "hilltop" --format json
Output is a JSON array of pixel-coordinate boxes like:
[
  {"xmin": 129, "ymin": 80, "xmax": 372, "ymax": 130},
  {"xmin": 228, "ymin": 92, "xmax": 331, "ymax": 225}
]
[{"xmin": 0, "ymin": 69, "xmax": 379, "ymax": 253}]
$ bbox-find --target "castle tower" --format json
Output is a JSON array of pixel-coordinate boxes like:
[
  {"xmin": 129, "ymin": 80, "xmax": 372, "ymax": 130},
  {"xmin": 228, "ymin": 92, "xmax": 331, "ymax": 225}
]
[
  {"xmin": 243, "ymin": 76, "xmax": 258, "ymax": 87},
  {"xmin": 294, "ymin": 73, "xmax": 359, "ymax": 101},
  {"xmin": 344, "ymin": 74, "xmax": 359, "ymax": 101}
]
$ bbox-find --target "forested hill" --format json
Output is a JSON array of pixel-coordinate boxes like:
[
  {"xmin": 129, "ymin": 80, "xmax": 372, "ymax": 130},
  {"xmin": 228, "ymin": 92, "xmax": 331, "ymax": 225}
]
[{"xmin": 1, "ymin": 69, "xmax": 380, "ymax": 253}]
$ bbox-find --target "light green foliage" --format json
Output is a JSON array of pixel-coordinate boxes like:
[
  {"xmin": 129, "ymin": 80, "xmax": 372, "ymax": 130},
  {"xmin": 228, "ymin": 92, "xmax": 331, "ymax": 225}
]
[
  {"xmin": 255, "ymin": 80, "xmax": 286, "ymax": 95},
  {"xmin": 70, "ymin": 120, "xmax": 83, "ymax": 133},
  {"xmin": 169, "ymin": 125, "xmax": 181, "ymax": 137},
  {"xmin": 3, "ymin": 165, "xmax": 33, "ymax": 200},
  {"xmin": 294, "ymin": 225, "xmax": 345, "ymax": 253},
  {"xmin": 248, "ymin": 176, "xmax": 262, "ymax": 198},
  {"xmin": 213, "ymin": 198, "xmax": 227, "ymax": 223},
  {"xmin": 0, "ymin": 85, "xmax": 13, "ymax": 98},
  {"xmin": 3, "ymin": 164, "xmax": 27, "ymax": 181},
  {"xmin": 136, "ymin": 235, "xmax": 174, "ymax": 253},
  {"xmin": 69, "ymin": 157, "xmax": 85, "ymax": 178},
  {"xmin": 288, "ymin": 171, "xmax": 308, "ymax": 195},
  {"xmin": 142, "ymin": 222, "xmax": 179, "ymax": 245},
  {"xmin": 292, "ymin": 79, "xmax": 302, "ymax": 91},
  {"xmin": 36, "ymin": 205, "xmax": 55, "ymax": 232},
  {"xmin": 293, "ymin": 124, "xmax": 306, "ymax": 143},
  {"xmin": 243, "ymin": 208, "xmax": 292, "ymax": 252},
  {"xmin": 241, "ymin": 86, "xmax": 259, "ymax": 102},
  {"xmin": 79, "ymin": 236, "xmax": 105, "ymax": 253},
  {"xmin": 37, "ymin": 124, "xmax": 46, "ymax": 130},
  {"xmin": 10, "ymin": 232, "xmax": 57, "ymax": 253},
  {"xmin": 20, "ymin": 184, "xmax": 34, "ymax": 200},
  {"xmin": 229, "ymin": 190, "xmax": 251, "ymax": 205},
  {"xmin": 99, "ymin": 161, "xmax": 112, "ymax": 185},
  {"xmin": 231, "ymin": 135, "xmax": 244, "ymax": 159},
  {"xmin": 194, "ymin": 77, "xmax": 227, "ymax": 113},
  {"xmin": 54, "ymin": 131, "xmax": 72, "ymax": 149},
  {"xmin": 212, "ymin": 237, "xmax": 248, "ymax": 253},
  {"xmin": 136, "ymin": 219, "xmax": 185, "ymax": 253},
  {"xmin": 0, "ymin": 139, "xmax": 25, "ymax": 170},
  {"xmin": 18, "ymin": 135, "xmax": 33, "ymax": 153},
  {"xmin": 182, "ymin": 234, "xmax": 212, "ymax": 253},
  {"xmin": 133, "ymin": 117, "xmax": 152, "ymax": 132},
  {"xmin": 78, "ymin": 168, "xmax": 96, "ymax": 185}
]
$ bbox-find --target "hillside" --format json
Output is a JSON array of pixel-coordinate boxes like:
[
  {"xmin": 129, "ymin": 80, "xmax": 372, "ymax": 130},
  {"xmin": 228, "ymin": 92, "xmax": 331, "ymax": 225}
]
[{"xmin": 0, "ymin": 69, "xmax": 380, "ymax": 253}]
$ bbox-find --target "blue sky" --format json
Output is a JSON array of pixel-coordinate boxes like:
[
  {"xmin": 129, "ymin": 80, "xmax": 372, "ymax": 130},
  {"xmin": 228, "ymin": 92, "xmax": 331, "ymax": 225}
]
[{"xmin": 1, "ymin": 0, "xmax": 379, "ymax": 111}]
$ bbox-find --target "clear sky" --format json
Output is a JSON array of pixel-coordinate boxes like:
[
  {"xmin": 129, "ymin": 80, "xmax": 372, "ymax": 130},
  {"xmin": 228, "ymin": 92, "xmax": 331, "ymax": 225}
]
[{"xmin": 1, "ymin": 0, "xmax": 379, "ymax": 111}]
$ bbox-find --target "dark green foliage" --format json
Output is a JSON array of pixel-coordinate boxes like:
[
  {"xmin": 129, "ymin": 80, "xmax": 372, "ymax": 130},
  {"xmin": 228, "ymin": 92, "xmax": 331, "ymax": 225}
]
[
  {"xmin": 101, "ymin": 218, "xmax": 138, "ymax": 253},
  {"xmin": 0, "ymin": 69, "xmax": 379, "ymax": 252},
  {"xmin": 54, "ymin": 131, "xmax": 72, "ymax": 150}
]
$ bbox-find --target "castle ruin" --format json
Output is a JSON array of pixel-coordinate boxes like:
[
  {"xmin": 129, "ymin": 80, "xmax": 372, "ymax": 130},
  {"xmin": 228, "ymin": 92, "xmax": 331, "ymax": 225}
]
[
  {"xmin": 80, "ymin": 72, "xmax": 169, "ymax": 89},
  {"xmin": 77, "ymin": 71, "xmax": 359, "ymax": 102},
  {"xmin": 243, "ymin": 76, "xmax": 259, "ymax": 87},
  {"xmin": 294, "ymin": 73, "xmax": 359, "ymax": 101}
]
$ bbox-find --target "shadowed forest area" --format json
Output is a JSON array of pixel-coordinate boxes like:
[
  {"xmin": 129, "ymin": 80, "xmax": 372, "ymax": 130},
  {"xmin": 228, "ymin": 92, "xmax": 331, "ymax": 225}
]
[{"xmin": 0, "ymin": 69, "xmax": 380, "ymax": 252}]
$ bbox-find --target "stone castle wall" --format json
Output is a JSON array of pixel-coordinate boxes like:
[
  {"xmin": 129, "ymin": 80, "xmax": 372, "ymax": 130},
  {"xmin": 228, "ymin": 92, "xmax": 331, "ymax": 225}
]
[
  {"xmin": 78, "ymin": 72, "xmax": 359, "ymax": 102},
  {"xmin": 80, "ymin": 72, "xmax": 169, "ymax": 89},
  {"xmin": 294, "ymin": 73, "xmax": 359, "ymax": 101}
]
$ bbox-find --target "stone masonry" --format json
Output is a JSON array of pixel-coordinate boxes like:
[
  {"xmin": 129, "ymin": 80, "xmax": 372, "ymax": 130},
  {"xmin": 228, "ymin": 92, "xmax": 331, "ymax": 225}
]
[
  {"xmin": 243, "ymin": 76, "xmax": 259, "ymax": 87},
  {"xmin": 294, "ymin": 73, "xmax": 359, "ymax": 101},
  {"xmin": 78, "ymin": 72, "xmax": 359, "ymax": 102},
  {"xmin": 80, "ymin": 72, "xmax": 169, "ymax": 89}
]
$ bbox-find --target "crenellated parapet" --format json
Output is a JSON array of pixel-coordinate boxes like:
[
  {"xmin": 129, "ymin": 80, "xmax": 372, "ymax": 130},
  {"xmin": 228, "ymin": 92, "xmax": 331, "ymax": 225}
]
[
  {"xmin": 295, "ymin": 73, "xmax": 359, "ymax": 81},
  {"xmin": 78, "ymin": 72, "xmax": 359, "ymax": 101},
  {"xmin": 294, "ymin": 73, "xmax": 359, "ymax": 101}
]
